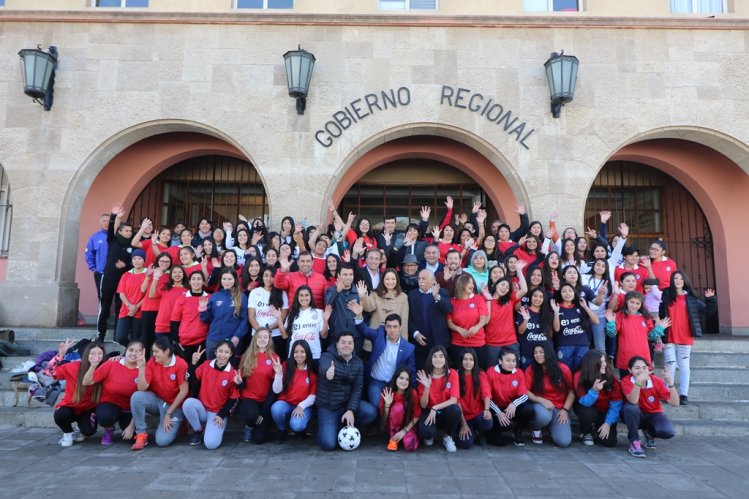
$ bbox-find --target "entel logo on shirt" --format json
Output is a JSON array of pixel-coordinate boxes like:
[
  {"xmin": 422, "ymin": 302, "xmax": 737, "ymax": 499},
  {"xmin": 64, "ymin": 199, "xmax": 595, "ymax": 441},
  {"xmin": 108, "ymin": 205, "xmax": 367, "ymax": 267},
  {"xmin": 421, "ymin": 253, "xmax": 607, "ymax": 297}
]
[
  {"xmin": 512, "ymin": 380, "xmax": 518, "ymax": 387},
  {"xmin": 221, "ymin": 380, "xmax": 228, "ymax": 386},
  {"xmin": 648, "ymin": 396, "xmax": 655, "ymax": 403},
  {"xmin": 169, "ymin": 373, "xmax": 176, "ymax": 380}
]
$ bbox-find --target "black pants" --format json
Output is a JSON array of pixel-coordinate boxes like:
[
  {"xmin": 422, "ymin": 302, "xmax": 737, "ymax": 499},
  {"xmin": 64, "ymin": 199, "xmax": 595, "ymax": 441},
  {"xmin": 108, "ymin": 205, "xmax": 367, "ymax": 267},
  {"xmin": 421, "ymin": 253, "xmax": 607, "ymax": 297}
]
[
  {"xmin": 140, "ymin": 311, "xmax": 158, "ymax": 357},
  {"xmin": 97, "ymin": 273, "xmax": 123, "ymax": 341},
  {"xmin": 178, "ymin": 343, "xmax": 205, "ymax": 366},
  {"xmin": 574, "ymin": 403, "xmax": 618, "ymax": 447},
  {"xmin": 273, "ymin": 336, "xmax": 287, "ymax": 362},
  {"xmin": 414, "ymin": 339, "xmax": 436, "ymax": 371},
  {"xmin": 96, "ymin": 402, "xmax": 132, "ymax": 430},
  {"xmin": 239, "ymin": 397, "xmax": 275, "ymax": 444},
  {"xmin": 485, "ymin": 401, "xmax": 535, "ymax": 446},
  {"xmin": 54, "ymin": 407, "xmax": 96, "ymax": 435},
  {"xmin": 418, "ymin": 404, "xmax": 462, "ymax": 441},
  {"xmin": 93, "ymin": 271, "xmax": 103, "ymax": 303},
  {"xmin": 114, "ymin": 316, "xmax": 143, "ymax": 347}
]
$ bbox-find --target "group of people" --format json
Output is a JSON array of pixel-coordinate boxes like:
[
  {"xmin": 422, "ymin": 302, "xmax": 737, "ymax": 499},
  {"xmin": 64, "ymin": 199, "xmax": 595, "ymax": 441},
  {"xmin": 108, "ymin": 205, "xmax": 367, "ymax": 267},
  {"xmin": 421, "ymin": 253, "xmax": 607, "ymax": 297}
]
[{"xmin": 67, "ymin": 198, "xmax": 716, "ymax": 457}]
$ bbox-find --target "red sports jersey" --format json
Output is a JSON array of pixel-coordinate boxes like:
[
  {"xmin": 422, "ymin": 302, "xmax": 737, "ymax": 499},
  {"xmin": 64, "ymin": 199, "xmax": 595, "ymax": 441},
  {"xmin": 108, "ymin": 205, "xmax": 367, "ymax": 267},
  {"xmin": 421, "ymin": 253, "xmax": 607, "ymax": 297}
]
[
  {"xmin": 485, "ymin": 295, "xmax": 519, "ymax": 347},
  {"xmin": 239, "ymin": 352, "xmax": 278, "ymax": 402},
  {"xmin": 613, "ymin": 312, "xmax": 654, "ymax": 370},
  {"xmin": 667, "ymin": 294, "xmax": 693, "ymax": 345},
  {"xmin": 621, "ymin": 374, "xmax": 671, "ymax": 414},
  {"xmin": 116, "ymin": 270, "xmax": 147, "ymax": 319},
  {"xmin": 155, "ymin": 286, "xmax": 185, "ymax": 333},
  {"xmin": 139, "ymin": 240, "xmax": 169, "ymax": 268},
  {"xmin": 486, "ymin": 366, "xmax": 527, "ymax": 409},
  {"xmin": 573, "ymin": 371, "xmax": 623, "ymax": 414},
  {"xmin": 448, "ymin": 295, "xmax": 488, "ymax": 347},
  {"xmin": 195, "ymin": 360, "xmax": 239, "ymax": 413},
  {"xmin": 54, "ymin": 361, "xmax": 96, "ymax": 413},
  {"xmin": 142, "ymin": 273, "xmax": 170, "ymax": 313},
  {"xmin": 614, "ymin": 264, "xmax": 649, "ymax": 293},
  {"xmin": 183, "ymin": 262, "xmax": 204, "ymax": 279},
  {"xmin": 145, "ymin": 355, "xmax": 188, "ymax": 405},
  {"xmin": 418, "ymin": 369, "xmax": 460, "ymax": 409},
  {"xmin": 378, "ymin": 389, "xmax": 422, "ymax": 420},
  {"xmin": 93, "ymin": 360, "xmax": 139, "ymax": 410},
  {"xmin": 650, "ymin": 257, "xmax": 677, "ymax": 290},
  {"xmin": 170, "ymin": 291, "xmax": 211, "ymax": 346},
  {"xmin": 278, "ymin": 365, "xmax": 318, "ymax": 406},
  {"xmin": 459, "ymin": 371, "xmax": 491, "ymax": 420},
  {"xmin": 524, "ymin": 362, "xmax": 573, "ymax": 410}
]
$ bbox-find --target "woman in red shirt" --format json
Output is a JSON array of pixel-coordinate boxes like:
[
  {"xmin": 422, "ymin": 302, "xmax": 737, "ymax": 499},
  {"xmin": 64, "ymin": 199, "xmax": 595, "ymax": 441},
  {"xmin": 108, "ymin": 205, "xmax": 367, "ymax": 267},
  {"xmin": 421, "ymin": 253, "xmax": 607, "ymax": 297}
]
[
  {"xmin": 525, "ymin": 342, "xmax": 574, "ymax": 447},
  {"xmin": 130, "ymin": 336, "xmax": 189, "ymax": 451},
  {"xmin": 659, "ymin": 270, "xmax": 717, "ymax": 405},
  {"xmin": 433, "ymin": 224, "xmax": 464, "ymax": 264},
  {"xmin": 380, "ymin": 365, "xmax": 420, "ymax": 452},
  {"xmin": 447, "ymin": 274, "xmax": 489, "ymax": 369},
  {"xmin": 456, "ymin": 348, "xmax": 492, "ymax": 449},
  {"xmin": 52, "ymin": 341, "xmax": 105, "ymax": 447},
  {"xmin": 482, "ymin": 262, "xmax": 528, "ymax": 370},
  {"xmin": 154, "ymin": 265, "xmax": 185, "ymax": 345},
  {"xmin": 484, "ymin": 348, "xmax": 534, "ymax": 446},
  {"xmin": 270, "ymin": 339, "xmax": 318, "ymax": 444},
  {"xmin": 416, "ymin": 345, "xmax": 461, "ymax": 453},
  {"xmin": 183, "ymin": 340, "xmax": 239, "ymax": 449},
  {"xmin": 170, "ymin": 271, "xmax": 211, "ymax": 363},
  {"xmin": 83, "ymin": 340, "xmax": 143, "ymax": 446},
  {"xmin": 114, "ymin": 248, "xmax": 148, "ymax": 347},
  {"xmin": 573, "ymin": 350, "xmax": 622, "ymax": 448},
  {"xmin": 646, "ymin": 239, "xmax": 678, "ymax": 290},
  {"xmin": 238, "ymin": 327, "xmax": 283, "ymax": 444},
  {"xmin": 141, "ymin": 252, "xmax": 172, "ymax": 355}
]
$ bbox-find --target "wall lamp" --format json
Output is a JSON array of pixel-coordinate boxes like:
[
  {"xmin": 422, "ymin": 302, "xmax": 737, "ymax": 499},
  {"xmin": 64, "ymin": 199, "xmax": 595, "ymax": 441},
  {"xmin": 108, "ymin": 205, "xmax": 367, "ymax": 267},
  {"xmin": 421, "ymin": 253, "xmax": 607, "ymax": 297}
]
[
  {"xmin": 18, "ymin": 45, "xmax": 58, "ymax": 111},
  {"xmin": 544, "ymin": 51, "xmax": 579, "ymax": 118},
  {"xmin": 283, "ymin": 46, "xmax": 316, "ymax": 115}
]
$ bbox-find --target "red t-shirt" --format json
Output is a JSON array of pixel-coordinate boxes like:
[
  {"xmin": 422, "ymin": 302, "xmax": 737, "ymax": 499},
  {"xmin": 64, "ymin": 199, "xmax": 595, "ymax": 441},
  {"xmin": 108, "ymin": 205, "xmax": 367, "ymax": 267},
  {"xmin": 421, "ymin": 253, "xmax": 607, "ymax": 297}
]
[
  {"xmin": 116, "ymin": 270, "xmax": 147, "ymax": 319},
  {"xmin": 524, "ymin": 362, "xmax": 573, "ymax": 410},
  {"xmin": 621, "ymin": 374, "xmax": 671, "ymax": 414},
  {"xmin": 438, "ymin": 241, "xmax": 463, "ymax": 264},
  {"xmin": 93, "ymin": 360, "xmax": 139, "ymax": 411},
  {"xmin": 651, "ymin": 258, "xmax": 677, "ymax": 290},
  {"xmin": 139, "ymin": 241, "xmax": 169, "ymax": 268},
  {"xmin": 614, "ymin": 312, "xmax": 654, "ymax": 370},
  {"xmin": 195, "ymin": 360, "xmax": 239, "ymax": 413},
  {"xmin": 154, "ymin": 286, "xmax": 185, "ymax": 333},
  {"xmin": 239, "ymin": 351, "xmax": 278, "ymax": 402},
  {"xmin": 170, "ymin": 291, "xmax": 211, "ymax": 346},
  {"xmin": 486, "ymin": 366, "xmax": 527, "ymax": 409},
  {"xmin": 145, "ymin": 355, "xmax": 188, "ymax": 405},
  {"xmin": 312, "ymin": 256, "xmax": 327, "ymax": 276},
  {"xmin": 459, "ymin": 371, "xmax": 491, "ymax": 420},
  {"xmin": 614, "ymin": 264, "xmax": 649, "ymax": 293},
  {"xmin": 378, "ymin": 389, "xmax": 422, "ymax": 420},
  {"xmin": 485, "ymin": 295, "xmax": 519, "ymax": 347},
  {"xmin": 142, "ymin": 274, "xmax": 170, "ymax": 313},
  {"xmin": 448, "ymin": 295, "xmax": 489, "ymax": 347},
  {"xmin": 54, "ymin": 361, "xmax": 95, "ymax": 413},
  {"xmin": 573, "ymin": 371, "xmax": 623, "ymax": 414},
  {"xmin": 417, "ymin": 369, "xmax": 460, "ymax": 409},
  {"xmin": 667, "ymin": 294, "xmax": 693, "ymax": 345},
  {"xmin": 183, "ymin": 262, "xmax": 203, "ymax": 279},
  {"xmin": 278, "ymin": 365, "xmax": 318, "ymax": 406}
]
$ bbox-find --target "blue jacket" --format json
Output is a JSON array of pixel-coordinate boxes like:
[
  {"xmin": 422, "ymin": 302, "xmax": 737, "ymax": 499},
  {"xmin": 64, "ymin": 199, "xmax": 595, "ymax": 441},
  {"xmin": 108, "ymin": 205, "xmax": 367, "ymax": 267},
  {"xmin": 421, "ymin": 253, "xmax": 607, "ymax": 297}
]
[
  {"xmin": 355, "ymin": 321, "xmax": 416, "ymax": 381},
  {"xmin": 199, "ymin": 289, "xmax": 249, "ymax": 343},
  {"xmin": 85, "ymin": 229, "xmax": 108, "ymax": 273},
  {"xmin": 407, "ymin": 287, "xmax": 453, "ymax": 347}
]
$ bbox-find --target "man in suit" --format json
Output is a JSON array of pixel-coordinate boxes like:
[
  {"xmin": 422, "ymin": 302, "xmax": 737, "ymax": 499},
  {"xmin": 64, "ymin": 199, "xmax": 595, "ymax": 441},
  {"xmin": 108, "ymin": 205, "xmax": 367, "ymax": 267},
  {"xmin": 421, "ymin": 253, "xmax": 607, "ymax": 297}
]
[
  {"xmin": 356, "ymin": 247, "xmax": 384, "ymax": 292},
  {"xmin": 418, "ymin": 243, "xmax": 443, "ymax": 274},
  {"xmin": 408, "ymin": 270, "xmax": 453, "ymax": 369},
  {"xmin": 349, "ymin": 304, "xmax": 416, "ymax": 406}
]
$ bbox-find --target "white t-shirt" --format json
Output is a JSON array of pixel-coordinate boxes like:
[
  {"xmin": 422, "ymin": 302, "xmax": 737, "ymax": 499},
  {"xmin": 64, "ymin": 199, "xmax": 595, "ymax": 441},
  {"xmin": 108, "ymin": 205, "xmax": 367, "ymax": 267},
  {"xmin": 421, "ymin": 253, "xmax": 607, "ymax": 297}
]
[
  {"xmin": 248, "ymin": 287, "xmax": 289, "ymax": 337},
  {"xmin": 288, "ymin": 307, "xmax": 324, "ymax": 360}
]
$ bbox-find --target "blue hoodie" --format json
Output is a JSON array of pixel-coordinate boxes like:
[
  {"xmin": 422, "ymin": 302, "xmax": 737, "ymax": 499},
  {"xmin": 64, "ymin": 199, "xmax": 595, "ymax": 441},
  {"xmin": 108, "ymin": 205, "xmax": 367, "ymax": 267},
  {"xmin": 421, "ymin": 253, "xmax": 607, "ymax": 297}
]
[{"xmin": 200, "ymin": 288, "xmax": 249, "ymax": 343}]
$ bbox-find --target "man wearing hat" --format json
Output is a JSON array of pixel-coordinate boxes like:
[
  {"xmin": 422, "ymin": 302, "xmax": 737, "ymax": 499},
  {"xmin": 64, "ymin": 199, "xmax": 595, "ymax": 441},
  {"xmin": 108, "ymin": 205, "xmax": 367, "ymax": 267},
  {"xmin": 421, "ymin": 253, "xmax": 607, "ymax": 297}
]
[
  {"xmin": 400, "ymin": 254, "xmax": 420, "ymax": 294},
  {"xmin": 113, "ymin": 247, "xmax": 148, "ymax": 346}
]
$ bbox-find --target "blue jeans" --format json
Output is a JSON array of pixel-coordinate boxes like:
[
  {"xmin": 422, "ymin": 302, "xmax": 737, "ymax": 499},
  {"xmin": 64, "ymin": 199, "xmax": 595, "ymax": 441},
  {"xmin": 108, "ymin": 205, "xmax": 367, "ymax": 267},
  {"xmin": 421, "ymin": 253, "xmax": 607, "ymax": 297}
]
[
  {"xmin": 271, "ymin": 400, "xmax": 313, "ymax": 433},
  {"xmin": 317, "ymin": 402, "xmax": 377, "ymax": 451},
  {"xmin": 622, "ymin": 403, "xmax": 676, "ymax": 443},
  {"xmin": 367, "ymin": 378, "xmax": 389, "ymax": 407},
  {"xmin": 591, "ymin": 317, "xmax": 607, "ymax": 355},
  {"xmin": 457, "ymin": 414, "xmax": 494, "ymax": 449},
  {"xmin": 556, "ymin": 345, "xmax": 588, "ymax": 372}
]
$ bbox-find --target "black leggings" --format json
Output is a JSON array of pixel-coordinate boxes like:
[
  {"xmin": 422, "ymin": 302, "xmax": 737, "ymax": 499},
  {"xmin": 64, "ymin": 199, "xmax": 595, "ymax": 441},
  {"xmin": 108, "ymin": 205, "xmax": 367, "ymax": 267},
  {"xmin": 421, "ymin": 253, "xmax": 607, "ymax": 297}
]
[
  {"xmin": 95, "ymin": 402, "xmax": 133, "ymax": 430},
  {"xmin": 54, "ymin": 407, "xmax": 96, "ymax": 435},
  {"xmin": 140, "ymin": 311, "xmax": 158, "ymax": 358},
  {"xmin": 485, "ymin": 401, "xmax": 535, "ymax": 446},
  {"xmin": 239, "ymin": 398, "xmax": 275, "ymax": 444},
  {"xmin": 97, "ymin": 274, "xmax": 123, "ymax": 341},
  {"xmin": 418, "ymin": 404, "xmax": 462, "ymax": 441},
  {"xmin": 574, "ymin": 403, "xmax": 618, "ymax": 447}
]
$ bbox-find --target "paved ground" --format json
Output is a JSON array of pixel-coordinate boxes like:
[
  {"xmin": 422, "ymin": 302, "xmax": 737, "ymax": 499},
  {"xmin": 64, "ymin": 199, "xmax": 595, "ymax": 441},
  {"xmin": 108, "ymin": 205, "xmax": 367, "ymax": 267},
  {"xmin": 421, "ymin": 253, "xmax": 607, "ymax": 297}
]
[{"xmin": 0, "ymin": 426, "xmax": 747, "ymax": 498}]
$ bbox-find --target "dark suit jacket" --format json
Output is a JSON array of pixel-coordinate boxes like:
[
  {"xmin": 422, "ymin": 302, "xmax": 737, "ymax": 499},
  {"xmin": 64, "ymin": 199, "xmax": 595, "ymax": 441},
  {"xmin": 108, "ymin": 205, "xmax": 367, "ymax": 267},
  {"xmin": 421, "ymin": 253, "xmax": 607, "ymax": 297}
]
[
  {"xmin": 407, "ymin": 288, "xmax": 453, "ymax": 348},
  {"xmin": 356, "ymin": 322, "xmax": 416, "ymax": 381}
]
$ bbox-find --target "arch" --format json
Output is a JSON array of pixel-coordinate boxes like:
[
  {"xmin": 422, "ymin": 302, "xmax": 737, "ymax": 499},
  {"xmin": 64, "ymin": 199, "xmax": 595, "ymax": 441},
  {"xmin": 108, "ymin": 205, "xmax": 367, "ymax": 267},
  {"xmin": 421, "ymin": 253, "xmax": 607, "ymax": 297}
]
[
  {"xmin": 326, "ymin": 124, "xmax": 528, "ymax": 226},
  {"xmin": 593, "ymin": 137, "xmax": 749, "ymax": 333}
]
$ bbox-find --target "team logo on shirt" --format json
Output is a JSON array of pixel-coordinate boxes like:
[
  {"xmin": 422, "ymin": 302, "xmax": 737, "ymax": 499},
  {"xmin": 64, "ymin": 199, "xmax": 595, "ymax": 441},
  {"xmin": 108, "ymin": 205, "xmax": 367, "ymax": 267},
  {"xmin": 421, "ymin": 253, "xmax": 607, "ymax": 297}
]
[
  {"xmin": 512, "ymin": 380, "xmax": 518, "ymax": 387},
  {"xmin": 647, "ymin": 395, "xmax": 655, "ymax": 403},
  {"xmin": 134, "ymin": 377, "xmax": 138, "ymax": 384},
  {"xmin": 636, "ymin": 275, "xmax": 641, "ymax": 280},
  {"xmin": 265, "ymin": 359, "xmax": 272, "ymax": 365},
  {"xmin": 311, "ymin": 310, "xmax": 318, "ymax": 320},
  {"xmin": 305, "ymin": 377, "xmax": 310, "ymax": 384},
  {"xmin": 469, "ymin": 303, "xmax": 475, "ymax": 309},
  {"xmin": 446, "ymin": 382, "xmax": 452, "ymax": 389},
  {"xmin": 642, "ymin": 322, "xmax": 647, "ymax": 328},
  {"xmin": 217, "ymin": 301, "xmax": 223, "ymax": 307},
  {"xmin": 169, "ymin": 373, "xmax": 176, "ymax": 380},
  {"xmin": 127, "ymin": 248, "xmax": 132, "ymax": 253},
  {"xmin": 558, "ymin": 351, "xmax": 564, "ymax": 359},
  {"xmin": 666, "ymin": 266, "xmax": 672, "ymax": 272},
  {"xmin": 221, "ymin": 380, "xmax": 228, "ymax": 386}
]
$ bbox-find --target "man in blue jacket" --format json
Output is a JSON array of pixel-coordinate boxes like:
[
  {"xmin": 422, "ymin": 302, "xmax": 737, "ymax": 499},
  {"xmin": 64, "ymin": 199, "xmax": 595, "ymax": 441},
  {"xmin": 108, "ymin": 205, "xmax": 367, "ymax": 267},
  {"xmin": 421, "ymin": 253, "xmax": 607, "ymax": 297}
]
[
  {"xmin": 349, "ymin": 303, "xmax": 416, "ymax": 406},
  {"xmin": 84, "ymin": 213, "xmax": 110, "ymax": 304},
  {"xmin": 408, "ymin": 270, "xmax": 453, "ymax": 369}
]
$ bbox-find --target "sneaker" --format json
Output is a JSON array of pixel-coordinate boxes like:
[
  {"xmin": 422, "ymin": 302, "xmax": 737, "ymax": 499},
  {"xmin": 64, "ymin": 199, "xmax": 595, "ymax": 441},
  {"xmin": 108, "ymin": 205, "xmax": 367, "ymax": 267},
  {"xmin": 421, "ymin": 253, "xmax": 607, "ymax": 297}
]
[
  {"xmin": 581, "ymin": 433, "xmax": 594, "ymax": 446},
  {"xmin": 130, "ymin": 432, "xmax": 149, "ymax": 451},
  {"xmin": 189, "ymin": 432, "xmax": 203, "ymax": 446},
  {"xmin": 59, "ymin": 433, "xmax": 74, "ymax": 447},
  {"xmin": 101, "ymin": 427, "xmax": 115, "ymax": 446},
  {"xmin": 243, "ymin": 426, "xmax": 253, "ymax": 442},
  {"xmin": 513, "ymin": 432, "xmax": 525, "ymax": 447},
  {"xmin": 387, "ymin": 439, "xmax": 398, "ymax": 451},
  {"xmin": 679, "ymin": 395, "xmax": 689, "ymax": 406},
  {"xmin": 72, "ymin": 426, "xmax": 86, "ymax": 442},
  {"xmin": 442, "ymin": 435, "xmax": 457, "ymax": 453},
  {"xmin": 424, "ymin": 437, "xmax": 434, "ymax": 447},
  {"xmin": 532, "ymin": 430, "xmax": 543, "ymax": 445},
  {"xmin": 643, "ymin": 432, "xmax": 656, "ymax": 450},
  {"xmin": 629, "ymin": 440, "xmax": 646, "ymax": 458}
]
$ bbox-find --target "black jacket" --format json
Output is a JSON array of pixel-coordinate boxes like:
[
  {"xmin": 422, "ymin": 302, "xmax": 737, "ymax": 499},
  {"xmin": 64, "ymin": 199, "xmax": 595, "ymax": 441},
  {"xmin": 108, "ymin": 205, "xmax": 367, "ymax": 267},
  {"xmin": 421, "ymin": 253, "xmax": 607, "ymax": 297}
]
[
  {"xmin": 316, "ymin": 346, "xmax": 364, "ymax": 412},
  {"xmin": 407, "ymin": 287, "xmax": 453, "ymax": 347},
  {"xmin": 659, "ymin": 291, "xmax": 717, "ymax": 340},
  {"xmin": 103, "ymin": 214, "xmax": 133, "ymax": 277}
]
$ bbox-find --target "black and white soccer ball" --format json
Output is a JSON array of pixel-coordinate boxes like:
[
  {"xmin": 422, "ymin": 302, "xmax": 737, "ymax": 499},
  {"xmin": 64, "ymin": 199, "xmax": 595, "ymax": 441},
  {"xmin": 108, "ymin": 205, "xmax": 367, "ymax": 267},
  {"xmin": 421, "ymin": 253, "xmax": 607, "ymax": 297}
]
[{"xmin": 337, "ymin": 426, "xmax": 361, "ymax": 451}]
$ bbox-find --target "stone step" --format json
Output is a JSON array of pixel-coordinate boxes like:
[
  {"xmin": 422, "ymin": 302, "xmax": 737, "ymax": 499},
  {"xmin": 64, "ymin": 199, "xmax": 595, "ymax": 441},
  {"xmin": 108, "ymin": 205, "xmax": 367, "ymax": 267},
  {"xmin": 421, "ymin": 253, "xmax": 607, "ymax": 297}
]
[
  {"xmin": 692, "ymin": 336, "xmax": 749, "ymax": 353},
  {"xmin": 688, "ymin": 352, "xmax": 749, "ymax": 368},
  {"xmin": 670, "ymin": 419, "xmax": 749, "ymax": 437},
  {"xmin": 687, "ymin": 382, "xmax": 749, "ymax": 401},
  {"xmin": 679, "ymin": 367, "xmax": 749, "ymax": 384},
  {"xmin": 662, "ymin": 401, "xmax": 749, "ymax": 421}
]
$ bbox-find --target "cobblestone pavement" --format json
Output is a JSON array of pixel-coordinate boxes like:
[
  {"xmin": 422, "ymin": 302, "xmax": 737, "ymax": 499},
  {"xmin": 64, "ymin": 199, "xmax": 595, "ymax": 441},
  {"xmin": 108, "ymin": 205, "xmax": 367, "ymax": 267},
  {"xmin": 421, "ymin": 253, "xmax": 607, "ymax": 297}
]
[{"xmin": 1, "ymin": 426, "xmax": 747, "ymax": 498}]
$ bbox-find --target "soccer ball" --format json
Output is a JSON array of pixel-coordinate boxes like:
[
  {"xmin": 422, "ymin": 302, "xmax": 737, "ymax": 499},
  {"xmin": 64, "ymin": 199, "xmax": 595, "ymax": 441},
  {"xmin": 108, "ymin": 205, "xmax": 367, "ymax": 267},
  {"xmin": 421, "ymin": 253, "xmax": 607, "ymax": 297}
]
[{"xmin": 337, "ymin": 426, "xmax": 361, "ymax": 451}]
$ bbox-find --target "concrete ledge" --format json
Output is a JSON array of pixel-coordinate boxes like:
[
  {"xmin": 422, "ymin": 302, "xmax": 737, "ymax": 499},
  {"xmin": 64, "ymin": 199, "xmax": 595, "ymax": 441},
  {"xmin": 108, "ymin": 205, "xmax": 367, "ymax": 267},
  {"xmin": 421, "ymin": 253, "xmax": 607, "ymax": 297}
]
[{"xmin": 0, "ymin": 282, "xmax": 80, "ymax": 327}]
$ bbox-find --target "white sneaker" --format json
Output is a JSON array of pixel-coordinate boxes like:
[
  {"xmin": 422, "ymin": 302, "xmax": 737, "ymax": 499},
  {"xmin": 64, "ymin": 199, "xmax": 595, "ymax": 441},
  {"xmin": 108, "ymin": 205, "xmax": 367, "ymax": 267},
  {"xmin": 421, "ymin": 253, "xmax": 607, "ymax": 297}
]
[
  {"xmin": 424, "ymin": 438, "xmax": 434, "ymax": 446},
  {"xmin": 72, "ymin": 427, "xmax": 86, "ymax": 442},
  {"xmin": 581, "ymin": 433, "xmax": 594, "ymax": 446},
  {"xmin": 442, "ymin": 435, "xmax": 457, "ymax": 453},
  {"xmin": 59, "ymin": 433, "xmax": 74, "ymax": 447},
  {"xmin": 11, "ymin": 360, "xmax": 35, "ymax": 373}
]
